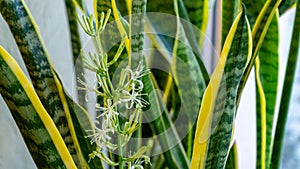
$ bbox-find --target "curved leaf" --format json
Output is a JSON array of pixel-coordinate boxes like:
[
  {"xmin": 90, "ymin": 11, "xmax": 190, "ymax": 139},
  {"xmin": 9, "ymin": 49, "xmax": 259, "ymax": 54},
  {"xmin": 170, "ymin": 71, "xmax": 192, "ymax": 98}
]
[
  {"xmin": 53, "ymin": 70, "xmax": 104, "ymax": 169},
  {"xmin": 255, "ymin": 15, "xmax": 279, "ymax": 169},
  {"xmin": 244, "ymin": 1, "xmax": 280, "ymax": 168},
  {"xmin": 237, "ymin": 0, "xmax": 282, "ymax": 102},
  {"xmin": 146, "ymin": 0, "xmax": 210, "ymax": 84},
  {"xmin": 221, "ymin": 0, "xmax": 239, "ymax": 48},
  {"xmin": 182, "ymin": 0, "xmax": 209, "ymax": 48},
  {"xmin": 191, "ymin": 4, "xmax": 252, "ymax": 168},
  {"xmin": 0, "ymin": 0, "xmax": 101, "ymax": 167},
  {"xmin": 0, "ymin": 46, "xmax": 76, "ymax": 168}
]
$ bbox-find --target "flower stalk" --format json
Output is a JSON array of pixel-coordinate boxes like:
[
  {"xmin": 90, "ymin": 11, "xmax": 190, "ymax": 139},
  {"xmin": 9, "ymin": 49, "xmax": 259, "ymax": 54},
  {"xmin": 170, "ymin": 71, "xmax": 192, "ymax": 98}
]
[{"xmin": 78, "ymin": 9, "xmax": 150, "ymax": 169}]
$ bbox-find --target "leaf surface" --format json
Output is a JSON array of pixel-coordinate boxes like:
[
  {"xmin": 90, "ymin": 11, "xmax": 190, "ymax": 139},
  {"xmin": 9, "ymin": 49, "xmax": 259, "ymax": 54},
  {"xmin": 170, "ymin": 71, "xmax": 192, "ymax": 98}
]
[
  {"xmin": 0, "ymin": 46, "xmax": 76, "ymax": 169},
  {"xmin": 191, "ymin": 5, "xmax": 252, "ymax": 168}
]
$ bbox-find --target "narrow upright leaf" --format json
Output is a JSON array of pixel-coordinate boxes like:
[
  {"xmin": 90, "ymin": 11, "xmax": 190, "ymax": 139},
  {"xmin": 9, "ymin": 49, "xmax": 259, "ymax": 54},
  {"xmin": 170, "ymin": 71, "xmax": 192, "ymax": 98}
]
[
  {"xmin": 146, "ymin": 0, "xmax": 210, "ymax": 83},
  {"xmin": 221, "ymin": 0, "xmax": 239, "ymax": 48},
  {"xmin": 191, "ymin": 5, "xmax": 252, "ymax": 168},
  {"xmin": 255, "ymin": 16, "xmax": 279, "ymax": 169},
  {"xmin": 173, "ymin": 0, "xmax": 207, "ymax": 159},
  {"xmin": 238, "ymin": 0, "xmax": 282, "ymax": 101},
  {"xmin": 142, "ymin": 71, "xmax": 190, "ymax": 169},
  {"xmin": 182, "ymin": 0, "xmax": 209, "ymax": 48},
  {"xmin": 130, "ymin": 0, "xmax": 147, "ymax": 68},
  {"xmin": 271, "ymin": 1, "xmax": 300, "ymax": 168},
  {"xmin": 244, "ymin": 1, "xmax": 280, "ymax": 168}
]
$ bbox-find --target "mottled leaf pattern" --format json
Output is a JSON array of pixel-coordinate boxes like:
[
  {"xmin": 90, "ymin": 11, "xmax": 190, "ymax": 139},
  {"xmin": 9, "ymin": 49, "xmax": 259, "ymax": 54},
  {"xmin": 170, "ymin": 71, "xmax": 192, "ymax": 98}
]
[
  {"xmin": 182, "ymin": 0, "xmax": 208, "ymax": 48},
  {"xmin": 130, "ymin": 0, "xmax": 147, "ymax": 68},
  {"xmin": 191, "ymin": 5, "xmax": 252, "ymax": 168},
  {"xmin": 53, "ymin": 70, "xmax": 104, "ymax": 169},
  {"xmin": 238, "ymin": 0, "xmax": 281, "ymax": 99},
  {"xmin": 0, "ymin": 46, "xmax": 76, "ymax": 168},
  {"xmin": 0, "ymin": 0, "xmax": 82, "ymax": 166},
  {"xmin": 221, "ymin": 0, "xmax": 239, "ymax": 48},
  {"xmin": 243, "ymin": 1, "xmax": 280, "ymax": 168}
]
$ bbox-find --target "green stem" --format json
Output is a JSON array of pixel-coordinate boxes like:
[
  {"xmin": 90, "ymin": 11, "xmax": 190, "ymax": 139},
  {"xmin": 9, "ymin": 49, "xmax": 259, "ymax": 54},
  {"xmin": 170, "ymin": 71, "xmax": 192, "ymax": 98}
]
[
  {"xmin": 187, "ymin": 123, "xmax": 193, "ymax": 159},
  {"xmin": 270, "ymin": 1, "xmax": 300, "ymax": 169},
  {"xmin": 105, "ymin": 70, "xmax": 115, "ymax": 94},
  {"xmin": 116, "ymin": 117, "xmax": 124, "ymax": 169}
]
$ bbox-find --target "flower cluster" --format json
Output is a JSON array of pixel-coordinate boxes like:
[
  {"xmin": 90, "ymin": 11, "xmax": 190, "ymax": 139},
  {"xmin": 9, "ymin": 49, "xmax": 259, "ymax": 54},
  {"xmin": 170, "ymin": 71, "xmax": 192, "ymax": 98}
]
[{"xmin": 78, "ymin": 8, "xmax": 151, "ymax": 168}]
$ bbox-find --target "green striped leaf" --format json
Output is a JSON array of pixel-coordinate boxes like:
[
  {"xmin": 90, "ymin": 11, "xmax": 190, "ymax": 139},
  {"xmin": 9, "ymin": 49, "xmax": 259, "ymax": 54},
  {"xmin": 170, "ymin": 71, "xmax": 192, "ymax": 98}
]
[
  {"xmin": 243, "ymin": 0, "xmax": 266, "ymax": 26},
  {"xmin": 255, "ymin": 16, "xmax": 279, "ymax": 169},
  {"xmin": 0, "ymin": 0, "xmax": 83, "ymax": 166},
  {"xmin": 130, "ymin": 0, "xmax": 147, "ymax": 68},
  {"xmin": 237, "ymin": 0, "xmax": 282, "ymax": 104},
  {"xmin": 271, "ymin": 1, "xmax": 300, "ymax": 168},
  {"xmin": 244, "ymin": 1, "xmax": 280, "ymax": 168},
  {"xmin": 65, "ymin": 0, "xmax": 82, "ymax": 63},
  {"xmin": 146, "ymin": 0, "xmax": 210, "ymax": 84},
  {"xmin": 221, "ymin": 0, "xmax": 239, "ymax": 48},
  {"xmin": 173, "ymin": 0, "xmax": 207, "ymax": 160},
  {"xmin": 191, "ymin": 4, "xmax": 252, "ymax": 168},
  {"xmin": 0, "ymin": 0, "xmax": 102, "ymax": 168},
  {"xmin": 182, "ymin": 0, "xmax": 209, "ymax": 48},
  {"xmin": 114, "ymin": 1, "xmax": 189, "ymax": 167},
  {"xmin": 142, "ymin": 69, "xmax": 190, "ymax": 169},
  {"xmin": 52, "ymin": 70, "xmax": 104, "ymax": 169},
  {"xmin": 0, "ymin": 46, "xmax": 76, "ymax": 168},
  {"xmin": 125, "ymin": 0, "xmax": 148, "ymax": 153}
]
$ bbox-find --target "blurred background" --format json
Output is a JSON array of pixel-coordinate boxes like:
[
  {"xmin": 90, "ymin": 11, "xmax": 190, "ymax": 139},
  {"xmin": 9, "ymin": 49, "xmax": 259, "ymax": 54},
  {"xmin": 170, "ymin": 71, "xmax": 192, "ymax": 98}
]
[{"xmin": 0, "ymin": 0, "xmax": 299, "ymax": 168}]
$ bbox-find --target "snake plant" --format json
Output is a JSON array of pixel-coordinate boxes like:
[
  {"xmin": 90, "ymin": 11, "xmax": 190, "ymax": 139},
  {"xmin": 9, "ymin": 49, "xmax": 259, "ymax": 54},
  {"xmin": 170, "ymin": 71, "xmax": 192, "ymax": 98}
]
[{"xmin": 0, "ymin": 0, "xmax": 299, "ymax": 168}]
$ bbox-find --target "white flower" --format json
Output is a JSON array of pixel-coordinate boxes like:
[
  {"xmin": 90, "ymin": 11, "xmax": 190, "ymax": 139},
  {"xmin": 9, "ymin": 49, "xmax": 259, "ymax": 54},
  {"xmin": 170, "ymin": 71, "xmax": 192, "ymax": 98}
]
[
  {"xmin": 96, "ymin": 99, "xmax": 119, "ymax": 129},
  {"xmin": 132, "ymin": 62, "xmax": 149, "ymax": 80},
  {"xmin": 119, "ymin": 62, "xmax": 149, "ymax": 92},
  {"xmin": 86, "ymin": 124, "xmax": 113, "ymax": 147},
  {"xmin": 130, "ymin": 156, "xmax": 150, "ymax": 169},
  {"xmin": 120, "ymin": 86, "xmax": 148, "ymax": 109}
]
